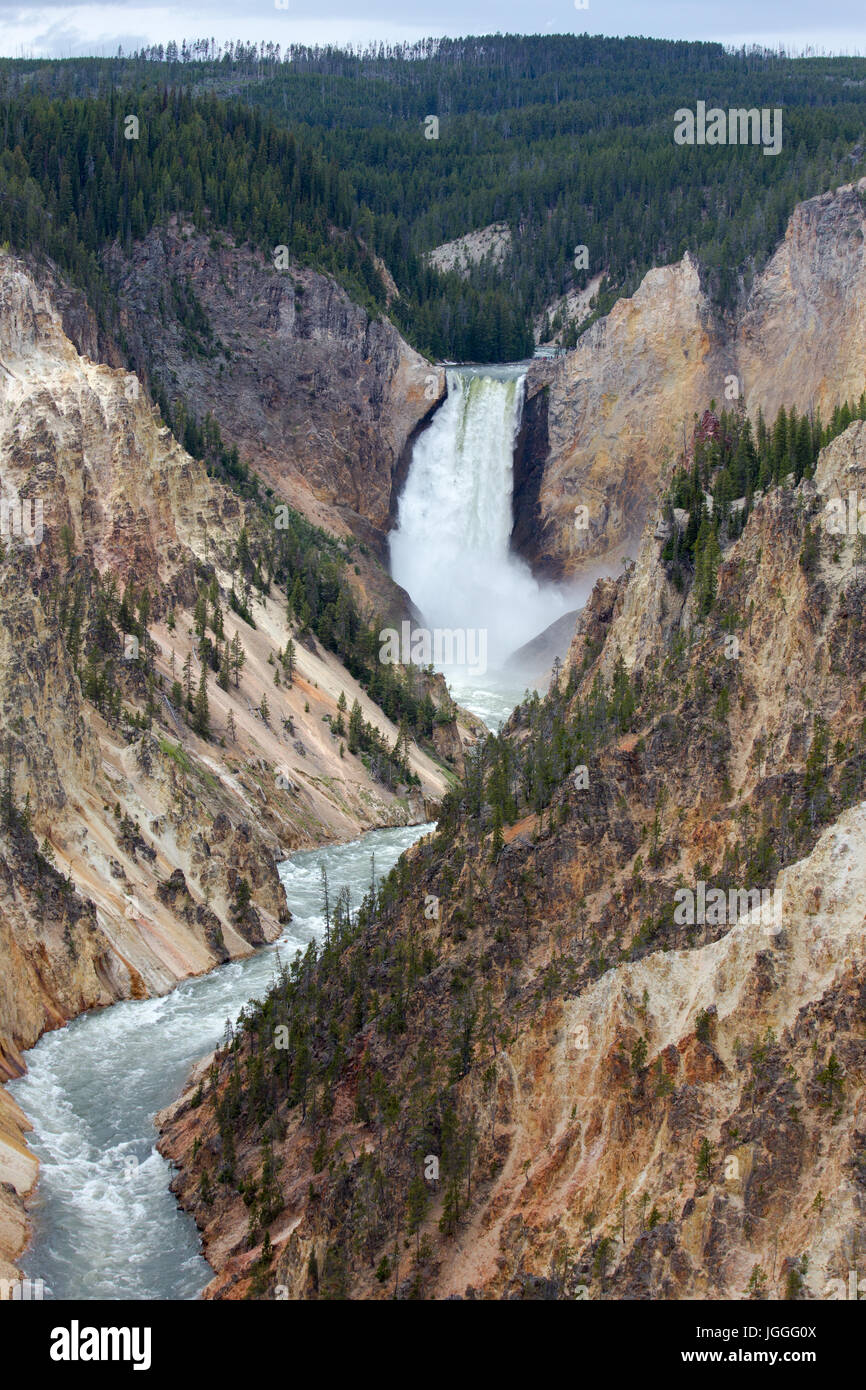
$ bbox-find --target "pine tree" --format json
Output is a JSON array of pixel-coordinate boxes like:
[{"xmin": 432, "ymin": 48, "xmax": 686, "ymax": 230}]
[
  {"xmin": 283, "ymin": 638, "xmax": 295, "ymax": 685},
  {"xmin": 334, "ymin": 689, "xmax": 347, "ymax": 736},
  {"xmin": 795, "ymin": 414, "xmax": 813, "ymax": 480},
  {"xmin": 227, "ymin": 709, "xmax": 237, "ymax": 743},
  {"xmin": 183, "ymin": 652, "xmax": 194, "ymax": 708},
  {"xmin": 490, "ymin": 804, "xmax": 504, "ymax": 862},
  {"xmin": 348, "ymin": 698, "xmax": 363, "ymax": 754},
  {"xmin": 193, "ymin": 667, "xmax": 210, "ymax": 737},
  {"xmin": 406, "ymin": 1173, "xmax": 429, "ymax": 1254},
  {"xmin": 118, "ymin": 582, "xmax": 135, "ymax": 638},
  {"xmin": 438, "ymin": 1176, "xmax": 461, "ymax": 1236},
  {"xmin": 697, "ymin": 1136, "xmax": 713, "ymax": 1180},
  {"xmin": 230, "ymin": 632, "xmax": 246, "ymax": 688},
  {"xmin": 771, "ymin": 405, "xmax": 788, "ymax": 482},
  {"xmin": 137, "ymin": 588, "xmax": 150, "ymax": 661},
  {"xmin": 288, "ymin": 577, "xmax": 304, "ymax": 623},
  {"xmin": 193, "ymin": 587, "xmax": 208, "ymax": 637},
  {"xmin": 232, "ymin": 876, "xmax": 252, "ymax": 920},
  {"xmin": 695, "ymin": 515, "xmax": 721, "ymax": 616},
  {"xmin": 218, "ymin": 642, "xmax": 230, "ymax": 691},
  {"xmin": 731, "ymin": 416, "xmax": 756, "ymax": 495},
  {"xmin": 393, "ymin": 714, "xmax": 411, "ymax": 772}
]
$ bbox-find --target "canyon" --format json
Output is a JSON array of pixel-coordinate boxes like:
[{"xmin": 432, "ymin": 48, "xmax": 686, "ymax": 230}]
[
  {"xmin": 2, "ymin": 169, "xmax": 866, "ymax": 1302},
  {"xmin": 0, "ymin": 247, "xmax": 473, "ymax": 1281},
  {"xmin": 158, "ymin": 407, "xmax": 866, "ymax": 1300},
  {"xmin": 101, "ymin": 221, "xmax": 444, "ymax": 606}
]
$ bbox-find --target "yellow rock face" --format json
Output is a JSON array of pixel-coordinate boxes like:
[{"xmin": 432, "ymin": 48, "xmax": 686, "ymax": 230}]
[
  {"xmin": 526, "ymin": 179, "xmax": 866, "ymax": 579},
  {"xmin": 0, "ymin": 1088, "xmax": 37, "ymax": 1271}
]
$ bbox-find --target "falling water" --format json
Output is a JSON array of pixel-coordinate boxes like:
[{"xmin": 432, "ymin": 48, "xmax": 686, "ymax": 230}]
[{"xmin": 390, "ymin": 366, "xmax": 577, "ymax": 727}]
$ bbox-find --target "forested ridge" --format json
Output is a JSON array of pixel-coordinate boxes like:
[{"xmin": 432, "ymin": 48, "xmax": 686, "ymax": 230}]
[
  {"xmin": 3, "ymin": 35, "xmax": 866, "ymax": 359},
  {"xmin": 0, "ymin": 85, "xmax": 390, "ymax": 343}
]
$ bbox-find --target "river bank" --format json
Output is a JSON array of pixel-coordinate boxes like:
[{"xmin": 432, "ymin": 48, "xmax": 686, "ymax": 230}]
[
  {"xmin": 6, "ymin": 823, "xmax": 434, "ymax": 1299},
  {"xmin": 0, "ymin": 1087, "xmax": 37, "ymax": 1288},
  {"xmin": 0, "ymin": 663, "xmax": 521, "ymax": 1294},
  {"xmin": 1, "ymin": 358, "xmax": 562, "ymax": 1298}
]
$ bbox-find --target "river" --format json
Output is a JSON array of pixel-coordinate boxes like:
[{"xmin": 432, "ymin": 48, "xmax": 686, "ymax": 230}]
[{"xmin": 10, "ymin": 823, "xmax": 434, "ymax": 1300}]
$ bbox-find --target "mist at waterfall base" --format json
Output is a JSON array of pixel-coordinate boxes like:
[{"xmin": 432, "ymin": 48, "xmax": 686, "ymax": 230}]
[{"xmin": 390, "ymin": 366, "xmax": 589, "ymax": 728}]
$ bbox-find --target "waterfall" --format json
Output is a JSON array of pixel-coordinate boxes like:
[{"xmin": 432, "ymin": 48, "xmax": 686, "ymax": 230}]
[{"xmin": 390, "ymin": 366, "xmax": 573, "ymax": 673}]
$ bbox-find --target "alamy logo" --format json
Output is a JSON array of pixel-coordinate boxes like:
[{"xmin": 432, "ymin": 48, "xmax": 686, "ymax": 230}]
[
  {"xmin": 823, "ymin": 492, "xmax": 866, "ymax": 535},
  {"xmin": 0, "ymin": 1276, "xmax": 44, "ymax": 1300},
  {"xmin": 674, "ymin": 103, "xmax": 782, "ymax": 156},
  {"xmin": 379, "ymin": 620, "xmax": 487, "ymax": 677},
  {"xmin": 0, "ymin": 492, "xmax": 43, "ymax": 545},
  {"xmin": 674, "ymin": 881, "xmax": 783, "ymax": 935},
  {"xmin": 824, "ymin": 1271, "xmax": 866, "ymax": 1299},
  {"xmin": 50, "ymin": 1320, "xmax": 152, "ymax": 1371}
]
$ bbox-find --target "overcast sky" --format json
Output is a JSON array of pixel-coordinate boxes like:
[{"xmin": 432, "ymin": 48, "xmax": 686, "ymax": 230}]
[{"xmin": 0, "ymin": 1, "xmax": 863, "ymax": 60}]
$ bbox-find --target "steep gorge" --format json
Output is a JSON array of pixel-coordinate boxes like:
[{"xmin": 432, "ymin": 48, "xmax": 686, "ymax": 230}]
[
  {"xmin": 0, "ymin": 249, "xmax": 471, "ymax": 1280},
  {"xmin": 101, "ymin": 222, "xmax": 444, "ymax": 614},
  {"xmin": 4, "ymin": 165, "xmax": 866, "ymax": 1305},
  {"xmin": 157, "ymin": 400, "xmax": 866, "ymax": 1300}
]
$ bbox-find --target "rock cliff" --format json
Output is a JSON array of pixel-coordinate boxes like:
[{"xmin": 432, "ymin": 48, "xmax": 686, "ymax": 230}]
[
  {"xmin": 519, "ymin": 179, "xmax": 866, "ymax": 580},
  {"xmin": 103, "ymin": 223, "xmax": 443, "ymax": 583}
]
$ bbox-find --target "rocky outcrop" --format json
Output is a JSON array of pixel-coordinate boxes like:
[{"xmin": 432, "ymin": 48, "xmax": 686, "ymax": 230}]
[
  {"xmin": 437, "ymin": 802, "xmax": 866, "ymax": 1302},
  {"xmin": 103, "ymin": 223, "xmax": 443, "ymax": 557},
  {"xmin": 427, "ymin": 223, "xmax": 512, "ymax": 277},
  {"xmin": 522, "ymin": 252, "xmax": 726, "ymax": 578},
  {"xmin": 520, "ymin": 179, "xmax": 866, "ymax": 579},
  {"xmin": 0, "ymin": 1087, "xmax": 36, "ymax": 1284},
  {"xmin": 534, "ymin": 271, "xmax": 605, "ymax": 348},
  {"xmin": 0, "ymin": 254, "xmax": 283, "ymax": 1051},
  {"xmin": 0, "ymin": 255, "xmax": 237, "ymax": 595},
  {"xmin": 736, "ymin": 180, "xmax": 866, "ymax": 421}
]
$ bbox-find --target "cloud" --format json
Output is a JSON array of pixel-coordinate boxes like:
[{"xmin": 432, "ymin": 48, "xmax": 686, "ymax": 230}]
[
  {"xmin": 0, "ymin": 1, "xmax": 863, "ymax": 59},
  {"xmin": 19, "ymin": 19, "xmax": 151, "ymax": 57},
  {"xmin": 0, "ymin": 6, "xmax": 445, "ymax": 57}
]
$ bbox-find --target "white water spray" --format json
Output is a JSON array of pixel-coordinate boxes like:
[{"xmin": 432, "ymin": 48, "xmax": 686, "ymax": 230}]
[{"xmin": 390, "ymin": 366, "xmax": 575, "ymax": 678}]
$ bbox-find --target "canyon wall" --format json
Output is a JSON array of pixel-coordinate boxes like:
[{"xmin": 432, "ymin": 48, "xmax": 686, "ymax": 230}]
[
  {"xmin": 103, "ymin": 223, "xmax": 443, "ymax": 583},
  {"xmin": 519, "ymin": 178, "xmax": 866, "ymax": 579},
  {"xmin": 0, "ymin": 250, "xmax": 467, "ymax": 1274}
]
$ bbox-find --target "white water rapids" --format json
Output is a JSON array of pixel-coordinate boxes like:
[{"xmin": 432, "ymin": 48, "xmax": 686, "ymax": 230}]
[{"xmin": 10, "ymin": 825, "xmax": 432, "ymax": 1300}]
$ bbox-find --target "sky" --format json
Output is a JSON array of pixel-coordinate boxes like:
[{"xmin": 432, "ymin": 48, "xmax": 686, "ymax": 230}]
[{"xmin": 0, "ymin": 0, "xmax": 863, "ymax": 60}]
